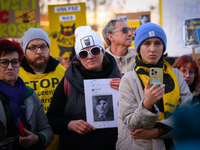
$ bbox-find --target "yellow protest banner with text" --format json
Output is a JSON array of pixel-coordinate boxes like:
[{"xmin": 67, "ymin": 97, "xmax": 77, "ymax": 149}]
[
  {"xmin": 127, "ymin": 20, "xmax": 140, "ymax": 49},
  {"xmin": 0, "ymin": 0, "xmax": 40, "ymax": 38},
  {"xmin": 48, "ymin": 3, "xmax": 87, "ymax": 58}
]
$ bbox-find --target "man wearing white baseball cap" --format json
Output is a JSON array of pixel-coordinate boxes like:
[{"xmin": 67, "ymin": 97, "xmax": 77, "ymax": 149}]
[{"xmin": 47, "ymin": 26, "xmax": 121, "ymax": 150}]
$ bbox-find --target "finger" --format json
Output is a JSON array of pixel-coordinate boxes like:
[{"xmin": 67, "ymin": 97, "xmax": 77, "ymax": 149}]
[
  {"xmin": 110, "ymin": 85, "xmax": 119, "ymax": 90},
  {"xmin": 133, "ymin": 128, "xmax": 143, "ymax": 134},
  {"xmin": 145, "ymin": 79, "xmax": 150, "ymax": 91},
  {"xmin": 83, "ymin": 121, "xmax": 95, "ymax": 130}
]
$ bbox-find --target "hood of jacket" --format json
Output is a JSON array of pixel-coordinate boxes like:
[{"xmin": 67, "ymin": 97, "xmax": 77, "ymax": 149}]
[{"xmin": 106, "ymin": 47, "xmax": 136, "ymax": 74}]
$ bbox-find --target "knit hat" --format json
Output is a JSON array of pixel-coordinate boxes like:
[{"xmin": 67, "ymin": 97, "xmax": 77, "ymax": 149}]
[
  {"xmin": 21, "ymin": 28, "xmax": 50, "ymax": 53},
  {"xmin": 75, "ymin": 26, "xmax": 105, "ymax": 56},
  {"xmin": 134, "ymin": 23, "xmax": 167, "ymax": 53}
]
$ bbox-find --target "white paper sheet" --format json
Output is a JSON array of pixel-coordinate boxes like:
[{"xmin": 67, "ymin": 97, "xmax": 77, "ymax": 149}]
[{"xmin": 84, "ymin": 79, "xmax": 119, "ymax": 129}]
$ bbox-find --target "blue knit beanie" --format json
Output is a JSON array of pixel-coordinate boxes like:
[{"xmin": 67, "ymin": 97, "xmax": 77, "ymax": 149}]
[{"xmin": 134, "ymin": 23, "xmax": 167, "ymax": 53}]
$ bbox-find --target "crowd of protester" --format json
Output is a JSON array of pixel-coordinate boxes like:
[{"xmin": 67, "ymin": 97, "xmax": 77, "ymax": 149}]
[{"xmin": 0, "ymin": 19, "xmax": 200, "ymax": 150}]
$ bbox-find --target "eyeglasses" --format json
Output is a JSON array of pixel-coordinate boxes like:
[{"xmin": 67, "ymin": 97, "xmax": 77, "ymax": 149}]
[
  {"xmin": 180, "ymin": 69, "xmax": 196, "ymax": 77},
  {"xmin": 0, "ymin": 59, "xmax": 21, "ymax": 68},
  {"xmin": 112, "ymin": 27, "xmax": 133, "ymax": 34},
  {"xmin": 26, "ymin": 44, "xmax": 49, "ymax": 52},
  {"xmin": 78, "ymin": 46, "xmax": 102, "ymax": 60}
]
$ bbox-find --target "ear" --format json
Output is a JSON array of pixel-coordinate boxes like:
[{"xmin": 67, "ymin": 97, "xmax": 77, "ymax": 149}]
[{"xmin": 107, "ymin": 33, "xmax": 113, "ymax": 42}]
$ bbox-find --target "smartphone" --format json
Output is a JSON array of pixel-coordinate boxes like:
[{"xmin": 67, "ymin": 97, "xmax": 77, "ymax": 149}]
[{"xmin": 149, "ymin": 68, "xmax": 163, "ymax": 88}]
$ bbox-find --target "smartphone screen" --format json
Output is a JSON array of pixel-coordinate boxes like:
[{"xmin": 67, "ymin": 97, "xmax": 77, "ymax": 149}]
[{"xmin": 149, "ymin": 68, "xmax": 163, "ymax": 88}]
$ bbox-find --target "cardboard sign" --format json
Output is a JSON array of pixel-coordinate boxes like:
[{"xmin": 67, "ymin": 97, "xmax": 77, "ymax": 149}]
[
  {"xmin": 192, "ymin": 46, "xmax": 200, "ymax": 60},
  {"xmin": 0, "ymin": 0, "xmax": 40, "ymax": 38},
  {"xmin": 48, "ymin": 3, "xmax": 87, "ymax": 58}
]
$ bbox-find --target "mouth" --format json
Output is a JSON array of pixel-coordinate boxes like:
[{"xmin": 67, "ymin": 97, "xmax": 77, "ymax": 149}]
[
  {"xmin": 6, "ymin": 72, "xmax": 14, "ymax": 75},
  {"xmin": 149, "ymin": 55, "xmax": 157, "ymax": 58},
  {"xmin": 36, "ymin": 57, "xmax": 45, "ymax": 61}
]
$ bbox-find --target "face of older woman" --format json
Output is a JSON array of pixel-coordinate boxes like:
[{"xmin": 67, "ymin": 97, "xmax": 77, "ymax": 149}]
[
  {"xmin": 79, "ymin": 46, "xmax": 104, "ymax": 72},
  {"xmin": 0, "ymin": 52, "xmax": 20, "ymax": 86},
  {"xmin": 96, "ymin": 100, "xmax": 108, "ymax": 115},
  {"xmin": 140, "ymin": 38, "xmax": 163, "ymax": 65}
]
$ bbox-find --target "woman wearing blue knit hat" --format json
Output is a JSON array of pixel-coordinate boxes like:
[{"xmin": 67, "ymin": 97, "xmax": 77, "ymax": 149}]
[{"xmin": 116, "ymin": 23, "xmax": 192, "ymax": 150}]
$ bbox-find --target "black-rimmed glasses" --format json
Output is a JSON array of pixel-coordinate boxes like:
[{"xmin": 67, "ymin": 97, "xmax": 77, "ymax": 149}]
[
  {"xmin": 112, "ymin": 27, "xmax": 133, "ymax": 34},
  {"xmin": 26, "ymin": 44, "xmax": 49, "ymax": 52},
  {"xmin": 0, "ymin": 59, "xmax": 21, "ymax": 68},
  {"xmin": 78, "ymin": 46, "xmax": 102, "ymax": 60}
]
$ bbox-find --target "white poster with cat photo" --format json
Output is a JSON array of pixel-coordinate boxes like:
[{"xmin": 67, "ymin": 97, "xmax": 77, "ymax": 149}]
[{"xmin": 84, "ymin": 79, "xmax": 119, "ymax": 129}]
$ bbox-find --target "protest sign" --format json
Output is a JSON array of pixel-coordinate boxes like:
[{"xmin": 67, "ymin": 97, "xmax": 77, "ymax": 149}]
[
  {"xmin": 48, "ymin": 3, "xmax": 87, "ymax": 58},
  {"xmin": 0, "ymin": 0, "xmax": 40, "ymax": 38},
  {"xmin": 184, "ymin": 18, "xmax": 200, "ymax": 47}
]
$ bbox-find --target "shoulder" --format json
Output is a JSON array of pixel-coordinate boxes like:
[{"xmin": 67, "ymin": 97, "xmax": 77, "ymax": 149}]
[{"xmin": 56, "ymin": 64, "xmax": 66, "ymax": 72}]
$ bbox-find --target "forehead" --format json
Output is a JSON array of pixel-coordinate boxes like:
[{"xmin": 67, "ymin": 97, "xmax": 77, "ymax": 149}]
[
  {"xmin": 181, "ymin": 62, "xmax": 194, "ymax": 69},
  {"xmin": 143, "ymin": 37, "xmax": 162, "ymax": 42},
  {"xmin": 27, "ymin": 39, "xmax": 47, "ymax": 46},
  {"xmin": 115, "ymin": 21, "xmax": 129, "ymax": 28}
]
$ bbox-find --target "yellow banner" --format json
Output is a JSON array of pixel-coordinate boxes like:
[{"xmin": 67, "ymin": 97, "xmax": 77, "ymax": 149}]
[
  {"xmin": 127, "ymin": 20, "xmax": 140, "ymax": 49},
  {"xmin": 0, "ymin": 0, "xmax": 40, "ymax": 38},
  {"xmin": 48, "ymin": 3, "xmax": 87, "ymax": 58}
]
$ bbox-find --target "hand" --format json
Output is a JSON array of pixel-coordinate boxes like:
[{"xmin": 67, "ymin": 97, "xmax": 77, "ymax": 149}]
[
  {"xmin": 143, "ymin": 79, "xmax": 165, "ymax": 110},
  {"xmin": 110, "ymin": 78, "xmax": 121, "ymax": 90},
  {"xmin": 129, "ymin": 128, "xmax": 159, "ymax": 140},
  {"xmin": 68, "ymin": 120, "xmax": 95, "ymax": 135},
  {"xmin": 19, "ymin": 129, "xmax": 40, "ymax": 147}
]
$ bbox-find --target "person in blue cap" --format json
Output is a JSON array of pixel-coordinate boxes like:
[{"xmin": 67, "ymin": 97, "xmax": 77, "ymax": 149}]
[{"xmin": 116, "ymin": 23, "xmax": 192, "ymax": 150}]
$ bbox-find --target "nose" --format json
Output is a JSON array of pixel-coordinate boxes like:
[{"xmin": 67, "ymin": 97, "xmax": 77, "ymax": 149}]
[
  {"xmin": 7, "ymin": 62, "xmax": 13, "ymax": 69},
  {"xmin": 127, "ymin": 29, "xmax": 133, "ymax": 36},
  {"xmin": 149, "ymin": 44, "xmax": 156, "ymax": 52},
  {"xmin": 87, "ymin": 52, "xmax": 94, "ymax": 59},
  {"xmin": 185, "ymin": 72, "xmax": 190, "ymax": 77},
  {"xmin": 36, "ymin": 47, "xmax": 42, "ymax": 53}
]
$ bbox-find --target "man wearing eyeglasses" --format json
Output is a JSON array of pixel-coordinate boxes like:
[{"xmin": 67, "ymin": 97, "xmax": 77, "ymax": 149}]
[
  {"xmin": 102, "ymin": 19, "xmax": 136, "ymax": 74},
  {"xmin": 18, "ymin": 28, "xmax": 66, "ymax": 150}
]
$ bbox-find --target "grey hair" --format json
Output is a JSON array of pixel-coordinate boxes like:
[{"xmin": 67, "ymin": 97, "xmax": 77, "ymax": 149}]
[{"xmin": 102, "ymin": 19, "xmax": 125, "ymax": 46}]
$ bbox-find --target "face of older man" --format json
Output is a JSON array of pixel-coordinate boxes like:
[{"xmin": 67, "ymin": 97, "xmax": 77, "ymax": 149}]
[
  {"xmin": 25, "ymin": 39, "xmax": 50, "ymax": 72},
  {"xmin": 110, "ymin": 21, "xmax": 133, "ymax": 48}
]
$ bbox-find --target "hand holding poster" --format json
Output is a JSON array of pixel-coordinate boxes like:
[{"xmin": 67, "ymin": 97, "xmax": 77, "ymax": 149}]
[{"xmin": 84, "ymin": 79, "xmax": 119, "ymax": 129}]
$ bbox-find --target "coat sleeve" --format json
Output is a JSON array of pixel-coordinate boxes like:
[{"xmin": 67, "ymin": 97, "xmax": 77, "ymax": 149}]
[
  {"xmin": 118, "ymin": 71, "xmax": 159, "ymax": 132},
  {"xmin": 32, "ymin": 92, "xmax": 54, "ymax": 148}
]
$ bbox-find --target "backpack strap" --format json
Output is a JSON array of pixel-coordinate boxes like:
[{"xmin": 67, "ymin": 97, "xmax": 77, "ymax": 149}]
[{"xmin": 64, "ymin": 77, "xmax": 70, "ymax": 99}]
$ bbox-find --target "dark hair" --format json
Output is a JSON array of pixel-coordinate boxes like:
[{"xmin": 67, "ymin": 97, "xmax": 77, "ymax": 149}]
[
  {"xmin": 73, "ymin": 52, "xmax": 110, "ymax": 70},
  {"xmin": 172, "ymin": 55, "xmax": 200, "ymax": 92},
  {"xmin": 0, "ymin": 39, "xmax": 24, "ymax": 60}
]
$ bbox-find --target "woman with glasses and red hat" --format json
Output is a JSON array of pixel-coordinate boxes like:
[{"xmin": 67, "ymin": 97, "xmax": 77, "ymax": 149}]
[
  {"xmin": 47, "ymin": 26, "xmax": 121, "ymax": 150},
  {"xmin": 172, "ymin": 55, "xmax": 200, "ymax": 108},
  {"xmin": 116, "ymin": 23, "xmax": 192, "ymax": 150}
]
